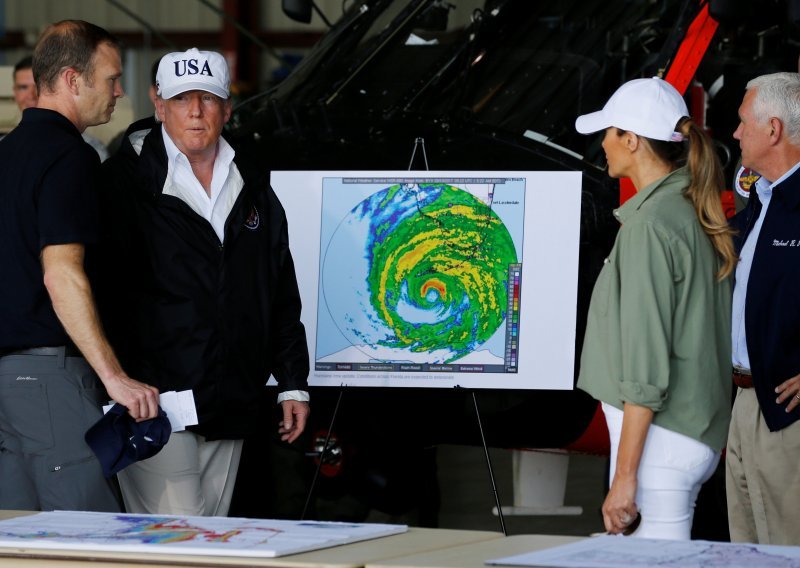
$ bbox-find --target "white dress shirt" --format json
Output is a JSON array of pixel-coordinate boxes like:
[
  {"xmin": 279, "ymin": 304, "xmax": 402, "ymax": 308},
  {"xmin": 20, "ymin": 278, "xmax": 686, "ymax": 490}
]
[
  {"xmin": 160, "ymin": 128, "xmax": 308, "ymax": 404},
  {"xmin": 161, "ymin": 128, "xmax": 241, "ymax": 243}
]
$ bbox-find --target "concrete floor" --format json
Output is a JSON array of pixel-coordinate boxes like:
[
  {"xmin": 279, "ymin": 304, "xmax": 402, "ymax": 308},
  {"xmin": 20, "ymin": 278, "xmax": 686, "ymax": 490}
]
[
  {"xmin": 365, "ymin": 445, "xmax": 608, "ymax": 537},
  {"xmin": 438, "ymin": 446, "xmax": 607, "ymax": 536},
  {"xmin": 232, "ymin": 430, "xmax": 727, "ymax": 539}
]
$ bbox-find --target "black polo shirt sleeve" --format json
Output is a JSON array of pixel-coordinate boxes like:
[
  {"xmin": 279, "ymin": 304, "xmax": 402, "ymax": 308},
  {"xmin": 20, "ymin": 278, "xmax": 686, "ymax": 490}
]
[
  {"xmin": 38, "ymin": 144, "xmax": 101, "ymax": 249},
  {"xmin": 0, "ymin": 108, "xmax": 104, "ymax": 350}
]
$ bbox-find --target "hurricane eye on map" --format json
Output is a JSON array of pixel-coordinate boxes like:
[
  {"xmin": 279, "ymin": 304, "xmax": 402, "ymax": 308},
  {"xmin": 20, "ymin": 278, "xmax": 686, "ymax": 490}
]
[{"xmin": 317, "ymin": 179, "xmax": 524, "ymax": 371}]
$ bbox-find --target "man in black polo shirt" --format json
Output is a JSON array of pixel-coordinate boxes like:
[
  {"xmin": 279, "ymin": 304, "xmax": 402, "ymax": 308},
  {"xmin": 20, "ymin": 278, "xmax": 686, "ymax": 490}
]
[{"xmin": 0, "ymin": 20, "xmax": 159, "ymax": 511}]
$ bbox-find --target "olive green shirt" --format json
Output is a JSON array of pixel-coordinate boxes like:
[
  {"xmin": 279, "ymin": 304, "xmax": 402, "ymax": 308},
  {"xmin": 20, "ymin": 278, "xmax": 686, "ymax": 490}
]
[{"xmin": 578, "ymin": 168, "xmax": 732, "ymax": 451}]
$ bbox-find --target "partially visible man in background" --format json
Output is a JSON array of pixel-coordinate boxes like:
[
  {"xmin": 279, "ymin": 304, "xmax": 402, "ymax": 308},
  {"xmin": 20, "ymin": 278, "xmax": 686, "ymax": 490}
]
[{"xmin": 11, "ymin": 55, "xmax": 37, "ymax": 111}]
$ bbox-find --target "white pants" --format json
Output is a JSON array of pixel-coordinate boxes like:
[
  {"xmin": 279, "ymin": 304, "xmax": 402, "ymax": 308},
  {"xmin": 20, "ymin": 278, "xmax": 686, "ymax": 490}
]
[
  {"xmin": 118, "ymin": 430, "xmax": 243, "ymax": 516},
  {"xmin": 602, "ymin": 403, "xmax": 720, "ymax": 539}
]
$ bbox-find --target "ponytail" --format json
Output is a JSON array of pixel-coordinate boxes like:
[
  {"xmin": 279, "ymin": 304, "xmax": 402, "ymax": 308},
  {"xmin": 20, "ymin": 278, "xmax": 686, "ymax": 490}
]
[
  {"xmin": 648, "ymin": 118, "xmax": 737, "ymax": 280},
  {"xmin": 679, "ymin": 118, "xmax": 737, "ymax": 280}
]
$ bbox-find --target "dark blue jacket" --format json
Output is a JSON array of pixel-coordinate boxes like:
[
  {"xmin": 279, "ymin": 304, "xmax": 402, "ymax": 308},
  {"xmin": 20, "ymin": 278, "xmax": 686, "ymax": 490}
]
[{"xmin": 732, "ymin": 167, "xmax": 800, "ymax": 431}]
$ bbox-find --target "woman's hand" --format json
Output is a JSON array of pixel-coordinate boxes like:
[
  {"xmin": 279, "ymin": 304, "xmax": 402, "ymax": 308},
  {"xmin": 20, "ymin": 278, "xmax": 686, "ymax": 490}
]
[
  {"xmin": 603, "ymin": 471, "xmax": 639, "ymax": 534},
  {"xmin": 603, "ymin": 402, "xmax": 653, "ymax": 534}
]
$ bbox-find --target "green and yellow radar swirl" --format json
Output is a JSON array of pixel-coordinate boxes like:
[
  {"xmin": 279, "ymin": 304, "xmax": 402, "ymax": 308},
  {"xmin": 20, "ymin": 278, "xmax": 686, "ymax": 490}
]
[{"xmin": 341, "ymin": 182, "xmax": 517, "ymax": 363}]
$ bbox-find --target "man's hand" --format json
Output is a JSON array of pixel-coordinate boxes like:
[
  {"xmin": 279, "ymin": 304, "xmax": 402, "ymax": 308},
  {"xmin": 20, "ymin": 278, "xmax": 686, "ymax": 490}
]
[
  {"xmin": 775, "ymin": 372, "xmax": 800, "ymax": 413},
  {"xmin": 104, "ymin": 373, "xmax": 160, "ymax": 421},
  {"xmin": 278, "ymin": 400, "xmax": 309, "ymax": 443},
  {"xmin": 42, "ymin": 243, "xmax": 159, "ymax": 421}
]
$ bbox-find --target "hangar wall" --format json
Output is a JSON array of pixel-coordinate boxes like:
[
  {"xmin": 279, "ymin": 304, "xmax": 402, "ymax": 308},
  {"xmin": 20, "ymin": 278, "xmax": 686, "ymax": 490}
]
[{"xmin": 0, "ymin": 0, "xmax": 338, "ymax": 139}]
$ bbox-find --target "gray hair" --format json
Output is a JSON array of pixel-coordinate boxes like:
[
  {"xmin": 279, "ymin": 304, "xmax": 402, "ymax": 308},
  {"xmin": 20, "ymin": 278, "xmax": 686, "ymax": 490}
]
[{"xmin": 746, "ymin": 72, "xmax": 800, "ymax": 145}]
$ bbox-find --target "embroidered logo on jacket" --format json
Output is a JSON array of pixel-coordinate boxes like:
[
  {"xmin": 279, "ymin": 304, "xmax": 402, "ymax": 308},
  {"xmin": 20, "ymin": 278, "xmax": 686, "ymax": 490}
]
[
  {"xmin": 245, "ymin": 206, "xmax": 260, "ymax": 230},
  {"xmin": 735, "ymin": 167, "xmax": 760, "ymax": 199}
]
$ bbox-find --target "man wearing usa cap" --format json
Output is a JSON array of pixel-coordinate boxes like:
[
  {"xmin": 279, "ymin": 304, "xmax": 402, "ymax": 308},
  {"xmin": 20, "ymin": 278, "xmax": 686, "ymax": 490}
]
[{"xmin": 99, "ymin": 48, "xmax": 310, "ymax": 516}]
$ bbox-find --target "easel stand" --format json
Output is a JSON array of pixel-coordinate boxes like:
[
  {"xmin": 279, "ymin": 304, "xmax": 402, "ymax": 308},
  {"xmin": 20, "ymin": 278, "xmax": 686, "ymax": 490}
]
[
  {"xmin": 301, "ymin": 387, "xmax": 508, "ymax": 535},
  {"xmin": 472, "ymin": 391, "xmax": 508, "ymax": 535},
  {"xmin": 407, "ymin": 137, "xmax": 506, "ymax": 534},
  {"xmin": 301, "ymin": 385, "xmax": 345, "ymax": 520},
  {"xmin": 303, "ymin": 138, "xmax": 508, "ymax": 535}
]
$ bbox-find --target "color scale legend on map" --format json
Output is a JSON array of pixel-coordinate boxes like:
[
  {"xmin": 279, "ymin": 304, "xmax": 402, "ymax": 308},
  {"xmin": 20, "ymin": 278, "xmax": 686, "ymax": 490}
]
[{"xmin": 505, "ymin": 264, "xmax": 522, "ymax": 373}]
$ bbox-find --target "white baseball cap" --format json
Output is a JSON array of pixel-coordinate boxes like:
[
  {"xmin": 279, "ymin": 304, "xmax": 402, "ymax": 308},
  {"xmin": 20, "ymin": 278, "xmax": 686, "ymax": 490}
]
[
  {"xmin": 575, "ymin": 77, "xmax": 688, "ymax": 142},
  {"xmin": 156, "ymin": 48, "xmax": 230, "ymax": 100}
]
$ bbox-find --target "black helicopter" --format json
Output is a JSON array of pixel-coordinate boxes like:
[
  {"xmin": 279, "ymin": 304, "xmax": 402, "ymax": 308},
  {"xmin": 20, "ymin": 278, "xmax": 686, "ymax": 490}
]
[{"xmin": 226, "ymin": 0, "xmax": 800, "ymax": 537}]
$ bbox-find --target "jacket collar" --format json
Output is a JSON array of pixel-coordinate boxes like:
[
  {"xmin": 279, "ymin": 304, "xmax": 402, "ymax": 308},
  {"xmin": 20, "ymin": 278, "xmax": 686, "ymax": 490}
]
[
  {"xmin": 137, "ymin": 125, "xmax": 170, "ymax": 196},
  {"xmin": 771, "ymin": 162, "xmax": 800, "ymax": 210},
  {"xmin": 613, "ymin": 167, "xmax": 689, "ymax": 224}
]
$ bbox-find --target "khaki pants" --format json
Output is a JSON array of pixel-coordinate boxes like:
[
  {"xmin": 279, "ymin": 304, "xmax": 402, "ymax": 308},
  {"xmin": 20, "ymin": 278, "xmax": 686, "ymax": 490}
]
[
  {"xmin": 118, "ymin": 430, "xmax": 243, "ymax": 516},
  {"xmin": 726, "ymin": 387, "xmax": 800, "ymax": 544}
]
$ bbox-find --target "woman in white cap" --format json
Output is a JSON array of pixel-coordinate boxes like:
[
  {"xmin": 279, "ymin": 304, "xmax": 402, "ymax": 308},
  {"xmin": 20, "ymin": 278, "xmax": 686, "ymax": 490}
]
[{"xmin": 575, "ymin": 77, "xmax": 736, "ymax": 539}]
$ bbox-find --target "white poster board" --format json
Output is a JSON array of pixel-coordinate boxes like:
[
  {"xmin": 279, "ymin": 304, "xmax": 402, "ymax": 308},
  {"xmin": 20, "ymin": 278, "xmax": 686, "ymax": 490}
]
[
  {"xmin": 0, "ymin": 511, "xmax": 407, "ymax": 559},
  {"xmin": 271, "ymin": 171, "xmax": 581, "ymax": 390}
]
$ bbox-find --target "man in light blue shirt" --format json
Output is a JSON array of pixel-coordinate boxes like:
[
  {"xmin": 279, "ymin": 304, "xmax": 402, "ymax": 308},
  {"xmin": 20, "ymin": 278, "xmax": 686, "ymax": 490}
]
[{"xmin": 726, "ymin": 72, "xmax": 800, "ymax": 545}]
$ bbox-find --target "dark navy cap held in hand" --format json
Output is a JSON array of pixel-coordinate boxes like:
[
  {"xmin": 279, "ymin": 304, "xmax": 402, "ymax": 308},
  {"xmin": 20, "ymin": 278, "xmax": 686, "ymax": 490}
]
[{"xmin": 85, "ymin": 403, "xmax": 172, "ymax": 478}]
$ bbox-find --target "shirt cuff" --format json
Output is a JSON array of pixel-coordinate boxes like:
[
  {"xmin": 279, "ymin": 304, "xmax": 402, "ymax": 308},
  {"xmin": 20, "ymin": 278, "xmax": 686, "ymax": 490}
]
[
  {"xmin": 277, "ymin": 390, "xmax": 310, "ymax": 404},
  {"xmin": 619, "ymin": 381, "xmax": 665, "ymax": 411}
]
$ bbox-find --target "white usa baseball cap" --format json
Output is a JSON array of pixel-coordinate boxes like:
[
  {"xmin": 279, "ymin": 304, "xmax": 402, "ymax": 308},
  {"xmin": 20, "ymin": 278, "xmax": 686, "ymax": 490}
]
[
  {"xmin": 575, "ymin": 77, "xmax": 688, "ymax": 142},
  {"xmin": 156, "ymin": 48, "xmax": 230, "ymax": 100}
]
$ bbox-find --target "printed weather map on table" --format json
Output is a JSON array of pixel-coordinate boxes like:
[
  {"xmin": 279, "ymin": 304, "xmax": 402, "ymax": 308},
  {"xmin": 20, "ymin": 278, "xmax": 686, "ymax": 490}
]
[
  {"xmin": 317, "ymin": 177, "xmax": 522, "ymax": 373},
  {"xmin": 0, "ymin": 511, "xmax": 407, "ymax": 558},
  {"xmin": 487, "ymin": 534, "xmax": 800, "ymax": 567},
  {"xmin": 271, "ymin": 170, "xmax": 582, "ymax": 390}
]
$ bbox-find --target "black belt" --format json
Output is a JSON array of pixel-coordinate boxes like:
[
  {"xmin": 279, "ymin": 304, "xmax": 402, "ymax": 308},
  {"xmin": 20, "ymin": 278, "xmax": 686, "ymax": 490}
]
[{"xmin": 2, "ymin": 345, "xmax": 82, "ymax": 358}]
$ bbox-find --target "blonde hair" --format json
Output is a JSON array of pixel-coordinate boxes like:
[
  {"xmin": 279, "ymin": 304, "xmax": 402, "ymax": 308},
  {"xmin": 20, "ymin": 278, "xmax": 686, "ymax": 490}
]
[
  {"xmin": 673, "ymin": 118, "xmax": 736, "ymax": 280},
  {"xmin": 639, "ymin": 117, "xmax": 736, "ymax": 280}
]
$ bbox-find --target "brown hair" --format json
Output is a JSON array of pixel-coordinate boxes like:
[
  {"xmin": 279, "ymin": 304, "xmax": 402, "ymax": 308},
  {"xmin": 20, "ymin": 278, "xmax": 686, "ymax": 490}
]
[
  {"xmin": 13, "ymin": 55, "xmax": 33, "ymax": 74},
  {"xmin": 32, "ymin": 20, "xmax": 119, "ymax": 93},
  {"xmin": 644, "ymin": 118, "xmax": 737, "ymax": 280}
]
